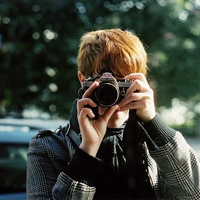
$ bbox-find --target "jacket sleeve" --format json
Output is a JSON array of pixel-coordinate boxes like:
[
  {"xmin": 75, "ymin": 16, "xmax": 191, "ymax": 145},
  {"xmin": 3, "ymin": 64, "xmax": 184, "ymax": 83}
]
[
  {"xmin": 27, "ymin": 134, "xmax": 103, "ymax": 200},
  {"xmin": 144, "ymin": 114, "xmax": 200, "ymax": 200}
]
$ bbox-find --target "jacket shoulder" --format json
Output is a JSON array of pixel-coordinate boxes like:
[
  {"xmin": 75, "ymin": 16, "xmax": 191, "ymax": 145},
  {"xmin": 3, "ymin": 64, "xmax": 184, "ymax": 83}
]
[
  {"xmin": 30, "ymin": 123, "xmax": 76, "ymax": 152},
  {"xmin": 34, "ymin": 123, "xmax": 70, "ymax": 139},
  {"xmin": 35, "ymin": 129, "xmax": 54, "ymax": 138},
  {"xmin": 31, "ymin": 124, "xmax": 71, "ymax": 149}
]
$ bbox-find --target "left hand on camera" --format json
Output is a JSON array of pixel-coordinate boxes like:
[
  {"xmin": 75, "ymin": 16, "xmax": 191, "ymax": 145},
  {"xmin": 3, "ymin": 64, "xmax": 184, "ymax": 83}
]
[{"xmin": 118, "ymin": 73, "xmax": 156, "ymax": 122}]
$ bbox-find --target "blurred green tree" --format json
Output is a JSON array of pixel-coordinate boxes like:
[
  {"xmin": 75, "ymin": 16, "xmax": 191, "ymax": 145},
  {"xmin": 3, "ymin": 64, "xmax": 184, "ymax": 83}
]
[{"xmin": 0, "ymin": 0, "xmax": 200, "ymax": 119}]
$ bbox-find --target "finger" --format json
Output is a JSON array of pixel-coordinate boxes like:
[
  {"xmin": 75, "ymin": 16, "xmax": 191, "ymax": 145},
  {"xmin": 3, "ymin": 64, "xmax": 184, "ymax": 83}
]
[
  {"xmin": 119, "ymin": 99, "xmax": 144, "ymax": 112},
  {"xmin": 120, "ymin": 89, "xmax": 154, "ymax": 111},
  {"xmin": 118, "ymin": 92, "xmax": 145, "ymax": 109},
  {"xmin": 124, "ymin": 73, "xmax": 149, "ymax": 85},
  {"xmin": 119, "ymin": 79, "xmax": 153, "ymax": 109},
  {"xmin": 125, "ymin": 79, "xmax": 148, "ymax": 97},
  {"xmin": 82, "ymin": 81, "xmax": 99, "ymax": 98},
  {"xmin": 101, "ymin": 105, "xmax": 119, "ymax": 122},
  {"xmin": 79, "ymin": 107, "xmax": 95, "ymax": 120},
  {"xmin": 77, "ymin": 98, "xmax": 97, "ymax": 115}
]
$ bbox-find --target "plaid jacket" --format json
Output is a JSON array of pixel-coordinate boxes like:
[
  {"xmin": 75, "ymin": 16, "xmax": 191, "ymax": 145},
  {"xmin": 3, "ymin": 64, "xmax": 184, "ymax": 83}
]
[{"xmin": 27, "ymin": 114, "xmax": 200, "ymax": 200}]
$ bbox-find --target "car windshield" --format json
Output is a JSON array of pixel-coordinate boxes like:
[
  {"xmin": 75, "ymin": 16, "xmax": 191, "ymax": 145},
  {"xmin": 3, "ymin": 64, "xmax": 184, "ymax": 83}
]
[{"xmin": 0, "ymin": 143, "xmax": 28, "ymax": 194}]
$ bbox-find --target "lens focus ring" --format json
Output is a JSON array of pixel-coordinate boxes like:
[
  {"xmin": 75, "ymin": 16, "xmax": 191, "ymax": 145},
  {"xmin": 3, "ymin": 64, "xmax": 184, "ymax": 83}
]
[{"xmin": 94, "ymin": 83, "xmax": 119, "ymax": 107}]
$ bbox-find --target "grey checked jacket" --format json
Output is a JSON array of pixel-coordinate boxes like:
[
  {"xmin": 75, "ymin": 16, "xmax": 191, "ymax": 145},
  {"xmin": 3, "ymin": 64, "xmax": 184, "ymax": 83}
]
[{"xmin": 27, "ymin": 113, "xmax": 200, "ymax": 200}]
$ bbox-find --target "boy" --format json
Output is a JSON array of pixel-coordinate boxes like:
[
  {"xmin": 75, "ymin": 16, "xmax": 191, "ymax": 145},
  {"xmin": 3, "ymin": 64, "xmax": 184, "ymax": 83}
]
[{"xmin": 27, "ymin": 29, "xmax": 200, "ymax": 199}]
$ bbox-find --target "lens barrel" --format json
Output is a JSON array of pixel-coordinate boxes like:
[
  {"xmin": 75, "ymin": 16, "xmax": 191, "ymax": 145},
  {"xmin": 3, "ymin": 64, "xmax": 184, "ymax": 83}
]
[{"xmin": 94, "ymin": 82, "xmax": 119, "ymax": 107}]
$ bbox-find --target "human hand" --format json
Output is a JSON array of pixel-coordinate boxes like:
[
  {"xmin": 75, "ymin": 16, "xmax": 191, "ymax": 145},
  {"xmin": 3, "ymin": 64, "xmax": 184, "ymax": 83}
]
[
  {"xmin": 118, "ymin": 73, "xmax": 156, "ymax": 122},
  {"xmin": 77, "ymin": 81, "xmax": 119, "ymax": 157}
]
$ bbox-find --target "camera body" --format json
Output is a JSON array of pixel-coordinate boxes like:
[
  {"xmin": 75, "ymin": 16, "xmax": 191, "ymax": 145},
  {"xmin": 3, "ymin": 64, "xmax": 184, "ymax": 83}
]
[{"xmin": 79, "ymin": 72, "xmax": 132, "ymax": 108}]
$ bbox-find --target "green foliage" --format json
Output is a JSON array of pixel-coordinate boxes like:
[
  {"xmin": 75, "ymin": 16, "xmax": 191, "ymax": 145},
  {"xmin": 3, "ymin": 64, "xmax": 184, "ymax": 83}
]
[
  {"xmin": 0, "ymin": 0, "xmax": 200, "ymax": 119},
  {"xmin": 0, "ymin": 0, "xmax": 82, "ymax": 117},
  {"xmin": 171, "ymin": 123, "xmax": 197, "ymax": 137}
]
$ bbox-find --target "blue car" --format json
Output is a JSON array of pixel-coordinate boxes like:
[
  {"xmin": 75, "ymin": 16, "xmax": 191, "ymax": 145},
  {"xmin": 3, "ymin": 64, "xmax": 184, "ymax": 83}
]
[{"xmin": 0, "ymin": 118, "xmax": 67, "ymax": 200}]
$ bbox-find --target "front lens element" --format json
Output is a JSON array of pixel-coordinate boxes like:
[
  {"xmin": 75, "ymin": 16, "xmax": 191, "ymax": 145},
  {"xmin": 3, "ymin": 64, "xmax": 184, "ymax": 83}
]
[{"xmin": 95, "ymin": 83, "xmax": 119, "ymax": 107}]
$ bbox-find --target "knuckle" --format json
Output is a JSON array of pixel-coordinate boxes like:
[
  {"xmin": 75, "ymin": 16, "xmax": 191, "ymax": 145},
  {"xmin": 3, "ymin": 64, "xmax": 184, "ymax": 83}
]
[
  {"xmin": 134, "ymin": 79, "xmax": 140, "ymax": 84},
  {"xmin": 130, "ymin": 93, "xmax": 135, "ymax": 98}
]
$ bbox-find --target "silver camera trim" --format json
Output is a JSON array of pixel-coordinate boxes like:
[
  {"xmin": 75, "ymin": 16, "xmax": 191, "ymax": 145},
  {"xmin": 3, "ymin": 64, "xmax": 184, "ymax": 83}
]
[{"xmin": 81, "ymin": 72, "xmax": 132, "ymax": 107}]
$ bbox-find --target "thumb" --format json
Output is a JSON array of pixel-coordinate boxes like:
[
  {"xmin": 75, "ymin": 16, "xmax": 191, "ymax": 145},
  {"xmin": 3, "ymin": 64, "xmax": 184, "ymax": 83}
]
[{"xmin": 102, "ymin": 105, "xmax": 119, "ymax": 122}]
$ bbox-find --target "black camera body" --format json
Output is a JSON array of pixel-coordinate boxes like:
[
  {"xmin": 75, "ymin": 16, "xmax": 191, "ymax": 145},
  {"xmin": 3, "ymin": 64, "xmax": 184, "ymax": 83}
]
[{"xmin": 79, "ymin": 72, "xmax": 132, "ymax": 108}]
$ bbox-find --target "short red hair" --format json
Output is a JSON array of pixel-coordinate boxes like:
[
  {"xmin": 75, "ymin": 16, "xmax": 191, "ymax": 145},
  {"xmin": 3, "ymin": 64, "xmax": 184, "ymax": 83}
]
[{"xmin": 77, "ymin": 29, "xmax": 148, "ymax": 77}]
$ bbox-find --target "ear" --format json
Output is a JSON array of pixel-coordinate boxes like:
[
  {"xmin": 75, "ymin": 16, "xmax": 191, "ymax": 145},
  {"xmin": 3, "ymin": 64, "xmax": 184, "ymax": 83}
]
[{"xmin": 78, "ymin": 71, "xmax": 86, "ymax": 83}]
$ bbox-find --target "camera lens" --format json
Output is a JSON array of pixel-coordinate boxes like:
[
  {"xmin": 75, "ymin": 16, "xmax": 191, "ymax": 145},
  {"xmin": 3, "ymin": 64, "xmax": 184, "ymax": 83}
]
[{"xmin": 94, "ymin": 83, "xmax": 119, "ymax": 107}]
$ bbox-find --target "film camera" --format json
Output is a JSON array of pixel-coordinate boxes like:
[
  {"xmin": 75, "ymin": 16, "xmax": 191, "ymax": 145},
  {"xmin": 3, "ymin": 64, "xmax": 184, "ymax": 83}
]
[{"xmin": 79, "ymin": 72, "xmax": 132, "ymax": 108}]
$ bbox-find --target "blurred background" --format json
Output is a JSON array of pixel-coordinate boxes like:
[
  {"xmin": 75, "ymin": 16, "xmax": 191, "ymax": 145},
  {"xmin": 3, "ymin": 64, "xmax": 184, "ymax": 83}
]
[
  {"xmin": 0, "ymin": 0, "xmax": 200, "ymax": 198},
  {"xmin": 1, "ymin": 0, "xmax": 200, "ymax": 136}
]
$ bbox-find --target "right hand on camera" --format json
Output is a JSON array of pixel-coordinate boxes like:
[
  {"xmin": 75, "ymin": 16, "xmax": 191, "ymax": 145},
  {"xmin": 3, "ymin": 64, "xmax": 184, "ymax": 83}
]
[{"xmin": 77, "ymin": 81, "xmax": 119, "ymax": 157}]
